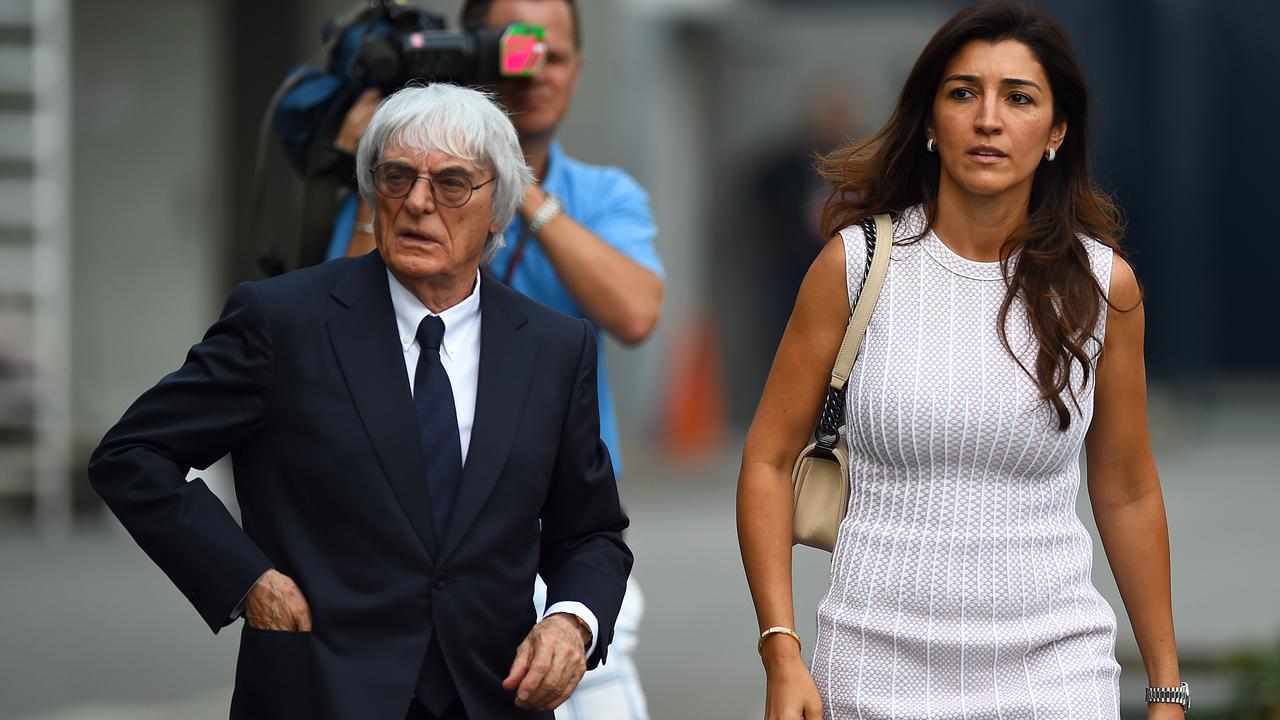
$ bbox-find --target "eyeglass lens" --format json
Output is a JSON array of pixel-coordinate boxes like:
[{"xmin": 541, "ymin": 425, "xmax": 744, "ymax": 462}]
[{"xmin": 374, "ymin": 163, "xmax": 476, "ymax": 207}]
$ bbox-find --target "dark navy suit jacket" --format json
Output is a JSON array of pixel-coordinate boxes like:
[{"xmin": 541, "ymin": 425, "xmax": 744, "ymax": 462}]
[{"xmin": 89, "ymin": 252, "xmax": 633, "ymax": 719}]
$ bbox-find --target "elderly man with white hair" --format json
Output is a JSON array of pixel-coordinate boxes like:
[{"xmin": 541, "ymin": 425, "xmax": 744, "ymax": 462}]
[{"xmin": 89, "ymin": 84, "xmax": 633, "ymax": 720}]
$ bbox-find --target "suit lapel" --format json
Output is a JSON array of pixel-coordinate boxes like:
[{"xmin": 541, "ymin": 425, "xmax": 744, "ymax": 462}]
[
  {"xmin": 327, "ymin": 253, "xmax": 438, "ymax": 560},
  {"xmin": 439, "ymin": 273, "xmax": 538, "ymax": 563}
]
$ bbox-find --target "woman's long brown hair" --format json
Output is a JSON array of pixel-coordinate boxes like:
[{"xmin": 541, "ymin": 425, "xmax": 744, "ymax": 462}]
[{"xmin": 819, "ymin": 0, "xmax": 1130, "ymax": 431}]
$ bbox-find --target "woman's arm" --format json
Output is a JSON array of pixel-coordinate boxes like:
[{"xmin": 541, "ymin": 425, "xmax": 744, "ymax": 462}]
[
  {"xmin": 1084, "ymin": 256, "xmax": 1183, "ymax": 717},
  {"xmin": 737, "ymin": 237, "xmax": 850, "ymax": 719}
]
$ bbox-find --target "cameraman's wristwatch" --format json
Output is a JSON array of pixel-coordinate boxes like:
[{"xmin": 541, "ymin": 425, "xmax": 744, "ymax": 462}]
[
  {"xmin": 529, "ymin": 192, "xmax": 563, "ymax": 233},
  {"xmin": 1146, "ymin": 681, "xmax": 1190, "ymax": 711}
]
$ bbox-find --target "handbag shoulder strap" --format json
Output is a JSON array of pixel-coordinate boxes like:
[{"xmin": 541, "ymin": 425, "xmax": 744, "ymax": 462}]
[{"xmin": 830, "ymin": 213, "xmax": 893, "ymax": 391}]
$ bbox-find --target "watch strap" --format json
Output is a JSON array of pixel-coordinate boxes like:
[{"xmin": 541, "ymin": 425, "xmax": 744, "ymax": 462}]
[
  {"xmin": 1145, "ymin": 681, "xmax": 1190, "ymax": 710},
  {"xmin": 529, "ymin": 192, "xmax": 563, "ymax": 233}
]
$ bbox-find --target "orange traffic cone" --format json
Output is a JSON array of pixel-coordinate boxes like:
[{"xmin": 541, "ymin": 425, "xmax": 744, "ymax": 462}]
[{"xmin": 663, "ymin": 312, "xmax": 726, "ymax": 459}]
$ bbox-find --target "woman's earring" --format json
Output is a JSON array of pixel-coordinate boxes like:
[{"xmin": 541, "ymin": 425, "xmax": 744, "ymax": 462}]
[
  {"xmin": 926, "ymin": 138, "xmax": 937, "ymax": 153},
  {"xmin": 1045, "ymin": 146, "xmax": 1057, "ymax": 162}
]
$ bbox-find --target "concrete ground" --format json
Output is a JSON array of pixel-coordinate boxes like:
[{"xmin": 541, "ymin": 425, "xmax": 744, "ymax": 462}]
[{"xmin": 2, "ymin": 387, "xmax": 1276, "ymax": 719}]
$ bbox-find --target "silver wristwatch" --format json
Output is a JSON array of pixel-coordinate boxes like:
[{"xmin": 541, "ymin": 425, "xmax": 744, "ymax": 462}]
[
  {"xmin": 529, "ymin": 192, "xmax": 563, "ymax": 233},
  {"xmin": 1145, "ymin": 681, "xmax": 1190, "ymax": 711}
]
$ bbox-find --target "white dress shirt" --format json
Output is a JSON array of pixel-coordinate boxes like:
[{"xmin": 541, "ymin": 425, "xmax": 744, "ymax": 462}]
[
  {"xmin": 388, "ymin": 269, "xmax": 482, "ymax": 464},
  {"xmin": 386, "ymin": 269, "xmax": 599, "ymax": 656}
]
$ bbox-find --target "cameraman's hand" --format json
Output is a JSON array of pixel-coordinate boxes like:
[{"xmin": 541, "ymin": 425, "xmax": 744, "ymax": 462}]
[{"xmin": 334, "ymin": 88, "xmax": 383, "ymax": 154}]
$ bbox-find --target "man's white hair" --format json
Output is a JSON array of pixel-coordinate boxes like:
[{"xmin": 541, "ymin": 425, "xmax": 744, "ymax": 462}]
[{"xmin": 356, "ymin": 83, "xmax": 533, "ymax": 262}]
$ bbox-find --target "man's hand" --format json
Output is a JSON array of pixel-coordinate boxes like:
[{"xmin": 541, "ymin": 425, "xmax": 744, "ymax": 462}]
[
  {"xmin": 501, "ymin": 613, "xmax": 591, "ymax": 710},
  {"xmin": 243, "ymin": 569, "xmax": 312, "ymax": 632}
]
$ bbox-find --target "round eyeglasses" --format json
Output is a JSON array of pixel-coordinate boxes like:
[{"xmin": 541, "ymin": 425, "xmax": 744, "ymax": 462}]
[{"xmin": 370, "ymin": 162, "xmax": 496, "ymax": 208}]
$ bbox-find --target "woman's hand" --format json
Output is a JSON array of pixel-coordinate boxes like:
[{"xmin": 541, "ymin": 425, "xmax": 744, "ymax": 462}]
[{"xmin": 762, "ymin": 637, "xmax": 823, "ymax": 720}]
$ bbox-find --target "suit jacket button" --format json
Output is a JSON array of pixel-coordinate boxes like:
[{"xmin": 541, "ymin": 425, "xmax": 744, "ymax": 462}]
[{"xmin": 433, "ymin": 576, "xmax": 447, "ymax": 589}]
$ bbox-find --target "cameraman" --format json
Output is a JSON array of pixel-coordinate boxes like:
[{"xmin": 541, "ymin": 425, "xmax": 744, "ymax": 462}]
[{"xmin": 465, "ymin": 3, "xmax": 662, "ymax": 719}]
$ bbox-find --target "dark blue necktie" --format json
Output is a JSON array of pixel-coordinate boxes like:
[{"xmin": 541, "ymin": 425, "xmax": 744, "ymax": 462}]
[
  {"xmin": 413, "ymin": 315, "xmax": 462, "ymax": 541},
  {"xmin": 413, "ymin": 315, "xmax": 462, "ymax": 713}
]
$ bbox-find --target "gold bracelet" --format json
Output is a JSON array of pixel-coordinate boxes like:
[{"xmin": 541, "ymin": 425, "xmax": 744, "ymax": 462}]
[{"xmin": 758, "ymin": 626, "xmax": 802, "ymax": 655}]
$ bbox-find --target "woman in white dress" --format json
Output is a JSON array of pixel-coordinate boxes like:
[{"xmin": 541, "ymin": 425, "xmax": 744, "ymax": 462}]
[{"xmin": 737, "ymin": 3, "xmax": 1184, "ymax": 719}]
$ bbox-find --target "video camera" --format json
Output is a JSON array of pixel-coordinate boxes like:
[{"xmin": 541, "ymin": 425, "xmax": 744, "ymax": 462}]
[
  {"xmin": 340, "ymin": 0, "xmax": 546, "ymax": 93},
  {"xmin": 254, "ymin": 0, "xmax": 547, "ymax": 276}
]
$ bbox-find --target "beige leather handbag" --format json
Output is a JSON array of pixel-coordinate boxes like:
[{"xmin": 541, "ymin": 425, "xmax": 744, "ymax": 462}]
[{"xmin": 791, "ymin": 213, "xmax": 892, "ymax": 551}]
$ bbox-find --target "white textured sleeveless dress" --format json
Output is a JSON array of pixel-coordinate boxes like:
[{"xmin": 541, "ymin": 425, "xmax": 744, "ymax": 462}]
[{"xmin": 811, "ymin": 205, "xmax": 1121, "ymax": 720}]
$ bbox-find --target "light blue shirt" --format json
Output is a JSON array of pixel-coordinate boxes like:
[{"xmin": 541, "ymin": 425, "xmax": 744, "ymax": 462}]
[
  {"xmin": 326, "ymin": 191, "xmax": 361, "ymax": 262},
  {"xmin": 489, "ymin": 142, "xmax": 662, "ymax": 476}
]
